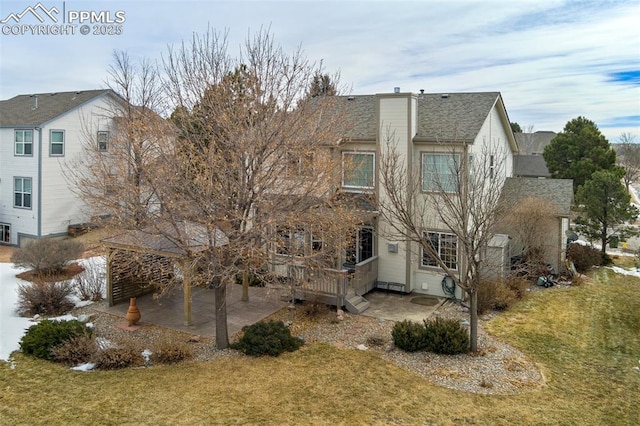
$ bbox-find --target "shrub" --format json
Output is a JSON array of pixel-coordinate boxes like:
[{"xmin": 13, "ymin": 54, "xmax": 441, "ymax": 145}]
[
  {"xmin": 231, "ymin": 320, "xmax": 302, "ymax": 356},
  {"xmin": 391, "ymin": 320, "xmax": 427, "ymax": 352},
  {"xmin": 73, "ymin": 259, "xmax": 105, "ymax": 301},
  {"xmin": 423, "ymin": 317, "xmax": 470, "ymax": 355},
  {"xmin": 506, "ymin": 276, "xmax": 530, "ymax": 300},
  {"xmin": 567, "ymin": 243, "xmax": 602, "ymax": 273},
  {"xmin": 11, "ymin": 238, "xmax": 85, "ymax": 276},
  {"xmin": 16, "ymin": 280, "xmax": 75, "ymax": 316},
  {"xmin": 20, "ymin": 319, "xmax": 92, "ymax": 360},
  {"xmin": 51, "ymin": 333, "xmax": 97, "ymax": 365},
  {"xmin": 93, "ymin": 346, "xmax": 144, "ymax": 370},
  {"xmin": 365, "ymin": 334, "xmax": 387, "ymax": 347},
  {"xmin": 477, "ymin": 280, "xmax": 522, "ymax": 314},
  {"xmin": 151, "ymin": 338, "xmax": 193, "ymax": 364}
]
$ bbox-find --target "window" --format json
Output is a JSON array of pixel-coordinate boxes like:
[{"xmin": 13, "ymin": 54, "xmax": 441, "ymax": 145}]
[
  {"xmin": 0, "ymin": 223, "xmax": 10, "ymax": 244},
  {"xmin": 345, "ymin": 226, "xmax": 374, "ymax": 265},
  {"xmin": 14, "ymin": 177, "xmax": 32, "ymax": 209},
  {"xmin": 286, "ymin": 152, "xmax": 313, "ymax": 176},
  {"xmin": 422, "ymin": 231, "xmax": 458, "ymax": 270},
  {"xmin": 97, "ymin": 131, "xmax": 110, "ymax": 152},
  {"xmin": 276, "ymin": 226, "xmax": 305, "ymax": 256},
  {"xmin": 342, "ymin": 152, "xmax": 374, "ymax": 190},
  {"xmin": 422, "ymin": 153, "xmax": 459, "ymax": 193},
  {"xmin": 50, "ymin": 130, "xmax": 65, "ymax": 156},
  {"xmin": 15, "ymin": 129, "xmax": 33, "ymax": 156},
  {"xmin": 489, "ymin": 155, "xmax": 495, "ymax": 180}
]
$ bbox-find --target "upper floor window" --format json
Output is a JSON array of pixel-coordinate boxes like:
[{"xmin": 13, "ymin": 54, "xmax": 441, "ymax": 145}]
[
  {"xmin": 422, "ymin": 153, "xmax": 459, "ymax": 193},
  {"xmin": 15, "ymin": 129, "xmax": 33, "ymax": 156},
  {"xmin": 50, "ymin": 130, "xmax": 65, "ymax": 156},
  {"xmin": 14, "ymin": 177, "xmax": 32, "ymax": 209},
  {"xmin": 97, "ymin": 131, "xmax": 110, "ymax": 152},
  {"xmin": 342, "ymin": 152, "xmax": 374, "ymax": 190},
  {"xmin": 422, "ymin": 231, "xmax": 458, "ymax": 270}
]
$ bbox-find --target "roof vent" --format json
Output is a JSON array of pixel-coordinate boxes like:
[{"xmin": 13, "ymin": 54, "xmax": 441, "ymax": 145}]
[
  {"xmin": 419, "ymin": 89, "xmax": 424, "ymax": 94},
  {"xmin": 441, "ymin": 94, "xmax": 449, "ymax": 99},
  {"xmin": 347, "ymin": 96, "xmax": 355, "ymax": 101},
  {"xmin": 394, "ymin": 87, "xmax": 400, "ymax": 93},
  {"xmin": 31, "ymin": 95, "xmax": 38, "ymax": 110}
]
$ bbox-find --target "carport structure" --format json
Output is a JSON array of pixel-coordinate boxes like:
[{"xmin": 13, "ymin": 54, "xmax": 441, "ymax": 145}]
[{"xmin": 101, "ymin": 222, "xmax": 228, "ymax": 326}]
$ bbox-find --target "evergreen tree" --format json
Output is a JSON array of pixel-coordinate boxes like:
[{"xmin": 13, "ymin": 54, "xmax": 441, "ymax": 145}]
[
  {"xmin": 543, "ymin": 116, "xmax": 619, "ymax": 192},
  {"xmin": 574, "ymin": 169, "xmax": 639, "ymax": 263}
]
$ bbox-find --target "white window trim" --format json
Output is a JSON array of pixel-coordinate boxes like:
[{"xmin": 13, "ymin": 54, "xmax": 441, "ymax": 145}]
[
  {"xmin": 0, "ymin": 223, "xmax": 10, "ymax": 244},
  {"xmin": 50, "ymin": 129, "xmax": 65, "ymax": 156},
  {"xmin": 421, "ymin": 153, "xmax": 460, "ymax": 193},
  {"xmin": 14, "ymin": 129, "xmax": 34, "ymax": 156},
  {"xmin": 14, "ymin": 177, "xmax": 33, "ymax": 209},
  {"xmin": 342, "ymin": 151, "xmax": 375, "ymax": 191},
  {"xmin": 421, "ymin": 230, "xmax": 458, "ymax": 271},
  {"xmin": 97, "ymin": 131, "xmax": 110, "ymax": 152}
]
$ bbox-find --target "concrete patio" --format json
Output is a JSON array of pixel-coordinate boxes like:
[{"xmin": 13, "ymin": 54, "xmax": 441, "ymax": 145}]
[{"xmin": 96, "ymin": 284, "xmax": 445, "ymax": 339}]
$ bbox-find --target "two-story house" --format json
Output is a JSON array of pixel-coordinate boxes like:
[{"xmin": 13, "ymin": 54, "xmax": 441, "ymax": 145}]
[{"xmin": 0, "ymin": 89, "xmax": 120, "ymax": 246}]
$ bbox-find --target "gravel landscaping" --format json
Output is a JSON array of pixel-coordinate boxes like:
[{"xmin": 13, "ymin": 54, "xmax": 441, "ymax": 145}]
[{"xmin": 72, "ymin": 297, "xmax": 543, "ymax": 396}]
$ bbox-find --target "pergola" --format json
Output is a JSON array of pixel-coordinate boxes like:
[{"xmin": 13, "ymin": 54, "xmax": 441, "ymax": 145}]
[{"xmin": 101, "ymin": 223, "xmax": 228, "ymax": 326}]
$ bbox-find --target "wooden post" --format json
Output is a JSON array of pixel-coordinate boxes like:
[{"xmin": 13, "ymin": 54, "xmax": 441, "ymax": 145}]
[
  {"xmin": 241, "ymin": 268, "xmax": 249, "ymax": 302},
  {"xmin": 183, "ymin": 265, "xmax": 192, "ymax": 326},
  {"xmin": 106, "ymin": 250, "xmax": 114, "ymax": 307}
]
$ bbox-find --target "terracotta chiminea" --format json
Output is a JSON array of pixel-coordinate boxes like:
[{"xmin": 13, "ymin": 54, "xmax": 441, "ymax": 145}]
[{"xmin": 125, "ymin": 297, "xmax": 141, "ymax": 326}]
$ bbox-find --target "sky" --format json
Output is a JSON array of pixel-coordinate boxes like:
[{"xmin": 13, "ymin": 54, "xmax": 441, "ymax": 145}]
[{"xmin": 0, "ymin": 0, "xmax": 638, "ymax": 141}]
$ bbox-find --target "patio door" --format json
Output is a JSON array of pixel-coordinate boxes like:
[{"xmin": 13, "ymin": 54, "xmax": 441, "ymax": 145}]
[{"xmin": 345, "ymin": 226, "xmax": 374, "ymax": 266}]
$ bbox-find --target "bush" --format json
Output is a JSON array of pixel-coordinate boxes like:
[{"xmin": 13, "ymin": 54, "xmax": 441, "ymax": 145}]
[
  {"xmin": 423, "ymin": 317, "xmax": 470, "ymax": 355},
  {"xmin": 231, "ymin": 320, "xmax": 302, "ymax": 357},
  {"xmin": 567, "ymin": 243, "xmax": 602, "ymax": 273},
  {"xmin": 151, "ymin": 338, "xmax": 193, "ymax": 364},
  {"xmin": 16, "ymin": 280, "xmax": 75, "ymax": 316},
  {"xmin": 391, "ymin": 320, "xmax": 428, "ymax": 352},
  {"xmin": 93, "ymin": 346, "xmax": 144, "ymax": 370},
  {"xmin": 20, "ymin": 319, "xmax": 92, "ymax": 360},
  {"xmin": 51, "ymin": 333, "xmax": 97, "ymax": 365},
  {"xmin": 11, "ymin": 238, "xmax": 85, "ymax": 276},
  {"xmin": 477, "ymin": 279, "xmax": 523, "ymax": 314},
  {"xmin": 73, "ymin": 259, "xmax": 104, "ymax": 301}
]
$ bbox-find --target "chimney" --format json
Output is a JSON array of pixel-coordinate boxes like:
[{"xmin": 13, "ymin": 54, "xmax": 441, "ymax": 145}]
[{"xmin": 32, "ymin": 95, "xmax": 38, "ymax": 110}]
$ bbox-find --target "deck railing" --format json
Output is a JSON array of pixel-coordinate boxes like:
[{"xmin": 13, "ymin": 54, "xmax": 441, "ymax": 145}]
[{"xmin": 352, "ymin": 255, "xmax": 378, "ymax": 296}]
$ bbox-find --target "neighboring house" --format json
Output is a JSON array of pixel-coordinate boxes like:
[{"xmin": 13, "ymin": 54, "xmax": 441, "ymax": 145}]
[
  {"xmin": 278, "ymin": 90, "xmax": 519, "ymax": 304},
  {"xmin": 513, "ymin": 155, "xmax": 550, "ymax": 177},
  {"xmin": 0, "ymin": 89, "xmax": 121, "ymax": 246},
  {"xmin": 515, "ymin": 130, "xmax": 556, "ymax": 155},
  {"xmin": 497, "ymin": 177, "xmax": 574, "ymax": 273}
]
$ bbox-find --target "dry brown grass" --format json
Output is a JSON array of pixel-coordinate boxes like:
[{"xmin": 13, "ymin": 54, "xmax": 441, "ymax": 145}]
[{"xmin": 1, "ymin": 269, "xmax": 639, "ymax": 425}]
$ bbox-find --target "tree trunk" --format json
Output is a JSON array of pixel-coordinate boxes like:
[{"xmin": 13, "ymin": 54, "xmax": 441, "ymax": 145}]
[
  {"xmin": 214, "ymin": 280, "xmax": 229, "ymax": 349},
  {"xmin": 469, "ymin": 290, "xmax": 478, "ymax": 353},
  {"xmin": 241, "ymin": 269, "xmax": 249, "ymax": 302}
]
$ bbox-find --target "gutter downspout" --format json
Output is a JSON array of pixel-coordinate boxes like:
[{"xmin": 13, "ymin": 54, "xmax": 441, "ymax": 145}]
[{"xmin": 36, "ymin": 127, "xmax": 42, "ymax": 238}]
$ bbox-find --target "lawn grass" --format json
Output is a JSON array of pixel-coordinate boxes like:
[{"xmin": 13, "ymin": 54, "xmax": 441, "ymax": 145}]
[{"xmin": 2, "ymin": 269, "xmax": 639, "ymax": 425}]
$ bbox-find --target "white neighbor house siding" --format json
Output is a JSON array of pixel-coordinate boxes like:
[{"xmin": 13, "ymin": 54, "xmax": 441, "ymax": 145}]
[{"xmin": 0, "ymin": 95, "xmax": 115, "ymax": 245}]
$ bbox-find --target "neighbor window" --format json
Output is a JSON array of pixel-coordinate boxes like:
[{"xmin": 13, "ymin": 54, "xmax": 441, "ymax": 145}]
[
  {"xmin": 50, "ymin": 130, "xmax": 65, "ymax": 156},
  {"xmin": 97, "ymin": 131, "xmax": 109, "ymax": 152},
  {"xmin": 0, "ymin": 223, "xmax": 10, "ymax": 244},
  {"xmin": 14, "ymin": 177, "xmax": 32, "ymax": 209},
  {"xmin": 422, "ymin": 231, "xmax": 458, "ymax": 270},
  {"xmin": 286, "ymin": 152, "xmax": 313, "ymax": 176},
  {"xmin": 342, "ymin": 152, "xmax": 374, "ymax": 190},
  {"xmin": 15, "ymin": 129, "xmax": 33, "ymax": 156},
  {"xmin": 422, "ymin": 153, "xmax": 459, "ymax": 193}
]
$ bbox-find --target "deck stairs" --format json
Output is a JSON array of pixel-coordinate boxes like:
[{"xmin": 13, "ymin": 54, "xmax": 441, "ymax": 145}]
[{"xmin": 344, "ymin": 292, "xmax": 370, "ymax": 314}]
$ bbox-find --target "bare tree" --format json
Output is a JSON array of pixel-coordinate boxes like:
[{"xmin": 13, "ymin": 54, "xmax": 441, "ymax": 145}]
[
  {"xmin": 151, "ymin": 28, "xmax": 359, "ymax": 348},
  {"xmin": 502, "ymin": 196, "xmax": 559, "ymax": 276},
  {"xmin": 67, "ymin": 50, "xmax": 168, "ymax": 229},
  {"xmin": 617, "ymin": 133, "xmax": 640, "ymax": 192},
  {"xmin": 378, "ymin": 132, "xmax": 510, "ymax": 352}
]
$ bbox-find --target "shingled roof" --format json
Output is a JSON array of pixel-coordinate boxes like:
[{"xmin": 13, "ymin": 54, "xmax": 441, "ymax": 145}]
[
  {"xmin": 0, "ymin": 89, "xmax": 114, "ymax": 127},
  {"xmin": 331, "ymin": 91, "xmax": 506, "ymax": 143},
  {"xmin": 500, "ymin": 177, "xmax": 573, "ymax": 217}
]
